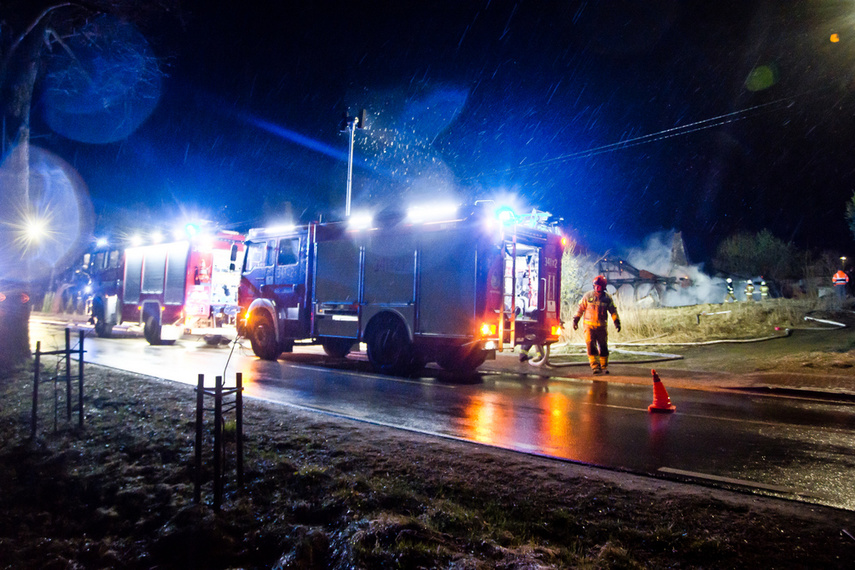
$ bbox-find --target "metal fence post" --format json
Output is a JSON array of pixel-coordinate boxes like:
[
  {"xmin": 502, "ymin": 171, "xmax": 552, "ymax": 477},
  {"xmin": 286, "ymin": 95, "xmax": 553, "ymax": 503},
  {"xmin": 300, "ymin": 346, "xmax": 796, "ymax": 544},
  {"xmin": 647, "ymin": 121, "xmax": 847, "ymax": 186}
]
[
  {"xmin": 236, "ymin": 372, "xmax": 244, "ymax": 489},
  {"xmin": 65, "ymin": 328, "xmax": 72, "ymax": 421},
  {"xmin": 194, "ymin": 374, "xmax": 204, "ymax": 504},
  {"xmin": 32, "ymin": 342, "xmax": 40, "ymax": 438},
  {"xmin": 78, "ymin": 331, "xmax": 84, "ymax": 428},
  {"xmin": 213, "ymin": 375, "xmax": 223, "ymax": 511}
]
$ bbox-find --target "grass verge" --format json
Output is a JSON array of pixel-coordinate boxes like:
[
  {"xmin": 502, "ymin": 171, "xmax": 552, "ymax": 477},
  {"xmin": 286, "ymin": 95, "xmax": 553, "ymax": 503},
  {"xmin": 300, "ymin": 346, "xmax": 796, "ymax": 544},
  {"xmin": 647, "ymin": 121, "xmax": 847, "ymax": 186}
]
[{"xmin": 1, "ymin": 359, "xmax": 853, "ymax": 568}]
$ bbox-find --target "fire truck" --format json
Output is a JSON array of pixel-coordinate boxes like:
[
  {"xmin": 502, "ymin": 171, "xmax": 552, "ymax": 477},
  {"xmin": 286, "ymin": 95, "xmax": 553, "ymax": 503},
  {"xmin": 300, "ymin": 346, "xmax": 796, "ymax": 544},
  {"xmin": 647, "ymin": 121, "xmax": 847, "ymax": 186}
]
[
  {"xmin": 85, "ymin": 230, "xmax": 245, "ymax": 345},
  {"xmin": 238, "ymin": 203, "xmax": 564, "ymax": 374}
]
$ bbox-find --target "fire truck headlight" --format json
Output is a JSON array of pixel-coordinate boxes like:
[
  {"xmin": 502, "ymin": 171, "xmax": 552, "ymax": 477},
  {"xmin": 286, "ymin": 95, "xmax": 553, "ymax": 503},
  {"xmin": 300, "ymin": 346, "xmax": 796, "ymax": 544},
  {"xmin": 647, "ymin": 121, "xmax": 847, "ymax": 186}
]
[
  {"xmin": 480, "ymin": 322, "xmax": 497, "ymax": 336},
  {"xmin": 484, "ymin": 341, "xmax": 497, "ymax": 350}
]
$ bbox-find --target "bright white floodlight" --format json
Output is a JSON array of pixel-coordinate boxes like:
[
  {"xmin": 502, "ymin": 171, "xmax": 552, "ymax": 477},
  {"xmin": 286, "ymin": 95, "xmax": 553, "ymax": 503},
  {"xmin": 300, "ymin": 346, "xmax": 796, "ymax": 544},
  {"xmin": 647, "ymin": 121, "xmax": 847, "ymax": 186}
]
[
  {"xmin": 24, "ymin": 217, "xmax": 48, "ymax": 243},
  {"xmin": 406, "ymin": 202, "xmax": 459, "ymax": 224},
  {"xmin": 348, "ymin": 212, "xmax": 374, "ymax": 230}
]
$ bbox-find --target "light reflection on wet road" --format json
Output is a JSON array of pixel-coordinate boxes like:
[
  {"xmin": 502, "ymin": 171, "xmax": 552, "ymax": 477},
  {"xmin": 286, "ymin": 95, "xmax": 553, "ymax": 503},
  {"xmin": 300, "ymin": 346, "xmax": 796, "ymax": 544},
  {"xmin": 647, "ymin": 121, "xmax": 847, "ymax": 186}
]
[{"xmin": 30, "ymin": 319, "xmax": 855, "ymax": 511}]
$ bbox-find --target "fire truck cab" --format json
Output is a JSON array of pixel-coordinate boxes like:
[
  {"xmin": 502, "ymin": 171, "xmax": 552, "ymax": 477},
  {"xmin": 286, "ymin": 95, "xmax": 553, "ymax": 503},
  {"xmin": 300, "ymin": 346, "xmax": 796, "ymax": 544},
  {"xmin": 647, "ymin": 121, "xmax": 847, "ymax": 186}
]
[
  {"xmin": 239, "ymin": 203, "xmax": 563, "ymax": 374},
  {"xmin": 88, "ymin": 230, "xmax": 244, "ymax": 345}
]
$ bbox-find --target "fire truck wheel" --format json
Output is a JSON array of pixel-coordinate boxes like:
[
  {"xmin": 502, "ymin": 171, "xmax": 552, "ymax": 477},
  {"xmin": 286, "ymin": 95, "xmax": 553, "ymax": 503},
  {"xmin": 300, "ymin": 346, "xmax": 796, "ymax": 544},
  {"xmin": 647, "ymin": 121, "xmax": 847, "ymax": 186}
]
[
  {"xmin": 366, "ymin": 314, "xmax": 418, "ymax": 376},
  {"xmin": 204, "ymin": 335, "xmax": 224, "ymax": 346},
  {"xmin": 437, "ymin": 346, "xmax": 487, "ymax": 372},
  {"xmin": 92, "ymin": 306, "xmax": 112, "ymax": 338},
  {"xmin": 144, "ymin": 317, "xmax": 161, "ymax": 345},
  {"xmin": 321, "ymin": 338, "xmax": 353, "ymax": 359},
  {"xmin": 250, "ymin": 315, "xmax": 280, "ymax": 360}
]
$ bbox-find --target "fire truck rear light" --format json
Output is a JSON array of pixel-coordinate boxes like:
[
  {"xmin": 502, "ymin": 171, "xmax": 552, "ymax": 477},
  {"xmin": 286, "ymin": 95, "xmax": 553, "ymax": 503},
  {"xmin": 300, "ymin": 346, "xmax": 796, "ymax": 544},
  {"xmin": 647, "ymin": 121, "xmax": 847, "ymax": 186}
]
[
  {"xmin": 480, "ymin": 322, "xmax": 497, "ymax": 336},
  {"xmin": 551, "ymin": 325, "xmax": 562, "ymax": 336}
]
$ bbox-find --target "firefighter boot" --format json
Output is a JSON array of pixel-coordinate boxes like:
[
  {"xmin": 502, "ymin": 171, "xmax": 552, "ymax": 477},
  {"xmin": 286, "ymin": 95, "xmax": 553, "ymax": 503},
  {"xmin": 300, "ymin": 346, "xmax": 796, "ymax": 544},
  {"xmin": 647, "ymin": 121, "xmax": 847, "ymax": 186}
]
[
  {"xmin": 589, "ymin": 356, "xmax": 602, "ymax": 374},
  {"xmin": 600, "ymin": 356, "xmax": 609, "ymax": 375}
]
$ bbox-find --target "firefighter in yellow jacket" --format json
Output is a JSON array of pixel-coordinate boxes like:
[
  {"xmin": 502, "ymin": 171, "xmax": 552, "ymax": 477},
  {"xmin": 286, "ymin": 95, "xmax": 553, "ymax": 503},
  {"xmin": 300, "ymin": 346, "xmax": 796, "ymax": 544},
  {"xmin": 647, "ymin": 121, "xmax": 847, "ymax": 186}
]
[{"xmin": 572, "ymin": 275, "xmax": 621, "ymax": 375}]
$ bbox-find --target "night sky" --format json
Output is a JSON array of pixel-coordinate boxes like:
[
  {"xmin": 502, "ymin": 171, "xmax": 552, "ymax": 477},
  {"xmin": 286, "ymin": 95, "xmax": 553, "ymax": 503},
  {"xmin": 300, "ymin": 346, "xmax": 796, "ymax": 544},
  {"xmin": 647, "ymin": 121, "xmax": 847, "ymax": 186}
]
[{"xmin": 24, "ymin": 0, "xmax": 855, "ymax": 265}]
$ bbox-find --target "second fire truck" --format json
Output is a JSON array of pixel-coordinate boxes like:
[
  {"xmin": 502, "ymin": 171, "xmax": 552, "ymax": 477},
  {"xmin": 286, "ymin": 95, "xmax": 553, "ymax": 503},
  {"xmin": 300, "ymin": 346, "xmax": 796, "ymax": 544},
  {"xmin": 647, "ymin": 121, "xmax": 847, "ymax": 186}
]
[
  {"xmin": 239, "ymin": 203, "xmax": 564, "ymax": 374},
  {"xmin": 85, "ymin": 229, "xmax": 245, "ymax": 345}
]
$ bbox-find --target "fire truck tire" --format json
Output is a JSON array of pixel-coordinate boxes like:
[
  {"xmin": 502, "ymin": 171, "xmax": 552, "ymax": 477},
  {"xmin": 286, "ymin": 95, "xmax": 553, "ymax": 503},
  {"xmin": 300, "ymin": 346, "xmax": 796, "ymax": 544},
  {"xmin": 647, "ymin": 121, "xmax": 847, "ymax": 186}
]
[
  {"xmin": 204, "ymin": 334, "xmax": 224, "ymax": 346},
  {"xmin": 144, "ymin": 316, "xmax": 163, "ymax": 345},
  {"xmin": 437, "ymin": 345, "xmax": 487, "ymax": 372},
  {"xmin": 92, "ymin": 306, "xmax": 113, "ymax": 338},
  {"xmin": 250, "ymin": 315, "xmax": 280, "ymax": 360},
  {"xmin": 321, "ymin": 338, "xmax": 353, "ymax": 358},
  {"xmin": 366, "ymin": 313, "xmax": 419, "ymax": 376}
]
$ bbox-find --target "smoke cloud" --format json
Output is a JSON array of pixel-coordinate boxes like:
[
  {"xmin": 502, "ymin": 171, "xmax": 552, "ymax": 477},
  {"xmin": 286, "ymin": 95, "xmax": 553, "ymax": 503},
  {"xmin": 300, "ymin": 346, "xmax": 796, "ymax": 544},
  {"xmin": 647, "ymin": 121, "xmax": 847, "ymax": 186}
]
[{"xmin": 618, "ymin": 230, "xmax": 725, "ymax": 307}]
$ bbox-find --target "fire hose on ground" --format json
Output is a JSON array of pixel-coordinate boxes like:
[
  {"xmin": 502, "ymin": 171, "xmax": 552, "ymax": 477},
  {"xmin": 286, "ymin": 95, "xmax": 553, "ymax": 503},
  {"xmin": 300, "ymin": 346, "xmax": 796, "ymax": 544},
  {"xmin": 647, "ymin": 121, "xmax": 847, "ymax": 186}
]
[{"xmin": 532, "ymin": 325, "xmax": 808, "ymax": 368}]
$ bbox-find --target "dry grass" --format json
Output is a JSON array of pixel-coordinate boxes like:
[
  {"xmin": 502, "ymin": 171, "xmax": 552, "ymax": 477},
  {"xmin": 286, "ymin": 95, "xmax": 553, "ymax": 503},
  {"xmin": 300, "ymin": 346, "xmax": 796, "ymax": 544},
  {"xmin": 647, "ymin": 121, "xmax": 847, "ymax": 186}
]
[{"xmin": 563, "ymin": 298, "xmax": 841, "ymax": 345}]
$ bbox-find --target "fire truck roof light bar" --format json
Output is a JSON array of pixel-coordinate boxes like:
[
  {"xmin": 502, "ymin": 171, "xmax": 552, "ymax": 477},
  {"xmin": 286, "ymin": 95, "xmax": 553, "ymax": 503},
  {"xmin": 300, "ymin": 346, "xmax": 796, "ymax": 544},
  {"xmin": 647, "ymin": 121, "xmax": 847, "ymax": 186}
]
[
  {"xmin": 406, "ymin": 202, "xmax": 459, "ymax": 224},
  {"xmin": 247, "ymin": 224, "xmax": 298, "ymax": 239},
  {"xmin": 348, "ymin": 212, "xmax": 374, "ymax": 231}
]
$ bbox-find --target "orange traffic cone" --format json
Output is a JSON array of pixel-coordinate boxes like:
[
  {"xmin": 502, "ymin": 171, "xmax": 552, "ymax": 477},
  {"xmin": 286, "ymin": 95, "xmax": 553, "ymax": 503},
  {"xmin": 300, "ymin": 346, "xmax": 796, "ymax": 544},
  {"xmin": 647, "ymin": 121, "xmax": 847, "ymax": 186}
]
[{"xmin": 648, "ymin": 369, "xmax": 676, "ymax": 413}]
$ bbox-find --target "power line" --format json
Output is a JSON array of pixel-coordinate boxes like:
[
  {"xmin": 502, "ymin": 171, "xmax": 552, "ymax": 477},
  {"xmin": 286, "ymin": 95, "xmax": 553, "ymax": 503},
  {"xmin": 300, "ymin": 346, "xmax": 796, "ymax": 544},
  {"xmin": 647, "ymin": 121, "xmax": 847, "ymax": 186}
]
[{"xmin": 462, "ymin": 96, "xmax": 797, "ymax": 181}]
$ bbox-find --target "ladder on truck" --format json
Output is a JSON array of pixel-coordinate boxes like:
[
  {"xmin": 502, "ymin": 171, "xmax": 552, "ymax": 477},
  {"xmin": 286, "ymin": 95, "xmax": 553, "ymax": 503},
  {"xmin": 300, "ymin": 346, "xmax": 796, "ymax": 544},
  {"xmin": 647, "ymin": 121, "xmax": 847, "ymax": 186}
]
[{"xmin": 497, "ymin": 230, "xmax": 517, "ymax": 352}]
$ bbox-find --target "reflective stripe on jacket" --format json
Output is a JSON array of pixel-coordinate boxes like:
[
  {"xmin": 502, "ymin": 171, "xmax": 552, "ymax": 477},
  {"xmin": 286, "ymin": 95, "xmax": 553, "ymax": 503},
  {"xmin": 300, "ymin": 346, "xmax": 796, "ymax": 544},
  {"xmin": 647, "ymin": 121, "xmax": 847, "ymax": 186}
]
[
  {"xmin": 574, "ymin": 290, "xmax": 619, "ymax": 329},
  {"xmin": 833, "ymin": 270, "xmax": 849, "ymax": 286}
]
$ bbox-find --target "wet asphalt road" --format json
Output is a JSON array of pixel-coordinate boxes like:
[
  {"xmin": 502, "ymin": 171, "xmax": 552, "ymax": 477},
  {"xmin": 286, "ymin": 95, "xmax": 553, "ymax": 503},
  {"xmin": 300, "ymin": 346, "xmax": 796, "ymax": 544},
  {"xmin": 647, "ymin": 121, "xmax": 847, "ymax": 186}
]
[{"xmin": 30, "ymin": 318, "xmax": 855, "ymax": 511}]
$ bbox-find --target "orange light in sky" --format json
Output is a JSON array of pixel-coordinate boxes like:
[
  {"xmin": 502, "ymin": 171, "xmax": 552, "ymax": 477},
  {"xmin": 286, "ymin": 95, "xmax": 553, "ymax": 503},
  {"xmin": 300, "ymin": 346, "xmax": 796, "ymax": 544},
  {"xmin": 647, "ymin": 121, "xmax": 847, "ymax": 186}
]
[{"xmin": 831, "ymin": 33, "xmax": 840, "ymax": 43}]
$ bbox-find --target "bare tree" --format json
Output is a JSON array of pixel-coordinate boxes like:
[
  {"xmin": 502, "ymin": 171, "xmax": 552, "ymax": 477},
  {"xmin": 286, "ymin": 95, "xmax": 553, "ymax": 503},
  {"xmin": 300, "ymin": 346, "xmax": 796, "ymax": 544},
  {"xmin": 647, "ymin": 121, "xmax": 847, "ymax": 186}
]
[{"xmin": 0, "ymin": 1, "xmax": 175, "ymax": 369}]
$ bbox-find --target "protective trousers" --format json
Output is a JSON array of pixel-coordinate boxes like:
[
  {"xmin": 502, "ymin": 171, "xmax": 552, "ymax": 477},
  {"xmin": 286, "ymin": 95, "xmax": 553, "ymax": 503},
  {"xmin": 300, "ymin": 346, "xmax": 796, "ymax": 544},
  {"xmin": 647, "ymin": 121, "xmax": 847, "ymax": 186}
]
[{"xmin": 584, "ymin": 326, "xmax": 609, "ymax": 372}]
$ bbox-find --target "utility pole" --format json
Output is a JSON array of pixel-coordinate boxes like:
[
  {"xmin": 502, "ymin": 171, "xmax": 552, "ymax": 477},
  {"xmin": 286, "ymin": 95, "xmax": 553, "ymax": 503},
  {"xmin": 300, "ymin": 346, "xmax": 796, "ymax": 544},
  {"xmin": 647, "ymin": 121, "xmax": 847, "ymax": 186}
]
[{"xmin": 339, "ymin": 109, "xmax": 366, "ymax": 217}]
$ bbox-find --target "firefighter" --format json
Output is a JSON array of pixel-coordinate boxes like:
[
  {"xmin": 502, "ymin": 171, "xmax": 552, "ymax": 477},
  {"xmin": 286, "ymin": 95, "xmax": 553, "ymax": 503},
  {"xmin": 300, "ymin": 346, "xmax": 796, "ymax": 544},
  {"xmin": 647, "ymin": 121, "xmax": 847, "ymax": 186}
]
[
  {"xmin": 833, "ymin": 268, "xmax": 849, "ymax": 301},
  {"xmin": 759, "ymin": 279, "xmax": 770, "ymax": 301},
  {"xmin": 744, "ymin": 279, "xmax": 755, "ymax": 302},
  {"xmin": 724, "ymin": 278, "xmax": 736, "ymax": 303},
  {"xmin": 572, "ymin": 275, "xmax": 621, "ymax": 375}
]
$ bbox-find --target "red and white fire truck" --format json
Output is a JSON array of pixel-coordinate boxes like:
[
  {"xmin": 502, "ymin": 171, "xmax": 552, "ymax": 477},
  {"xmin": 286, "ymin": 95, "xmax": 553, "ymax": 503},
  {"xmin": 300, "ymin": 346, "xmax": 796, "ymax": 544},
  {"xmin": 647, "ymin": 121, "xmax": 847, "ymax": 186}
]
[
  {"xmin": 238, "ymin": 203, "xmax": 564, "ymax": 374},
  {"xmin": 85, "ymin": 229, "xmax": 245, "ymax": 345}
]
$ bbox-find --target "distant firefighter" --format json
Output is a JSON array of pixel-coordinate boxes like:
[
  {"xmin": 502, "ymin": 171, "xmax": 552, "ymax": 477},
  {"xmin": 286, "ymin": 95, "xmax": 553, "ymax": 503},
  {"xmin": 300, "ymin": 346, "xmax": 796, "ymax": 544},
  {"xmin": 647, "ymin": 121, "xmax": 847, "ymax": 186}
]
[
  {"xmin": 573, "ymin": 275, "xmax": 621, "ymax": 375},
  {"xmin": 759, "ymin": 279, "xmax": 770, "ymax": 301},
  {"xmin": 744, "ymin": 279, "xmax": 755, "ymax": 302},
  {"xmin": 724, "ymin": 278, "xmax": 736, "ymax": 303},
  {"xmin": 833, "ymin": 268, "xmax": 849, "ymax": 301}
]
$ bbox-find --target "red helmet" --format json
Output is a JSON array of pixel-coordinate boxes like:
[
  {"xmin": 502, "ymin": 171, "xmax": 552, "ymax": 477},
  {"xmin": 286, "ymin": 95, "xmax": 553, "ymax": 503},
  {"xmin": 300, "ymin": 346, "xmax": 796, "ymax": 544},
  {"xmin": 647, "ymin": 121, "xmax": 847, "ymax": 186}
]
[{"xmin": 593, "ymin": 275, "xmax": 607, "ymax": 287}]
